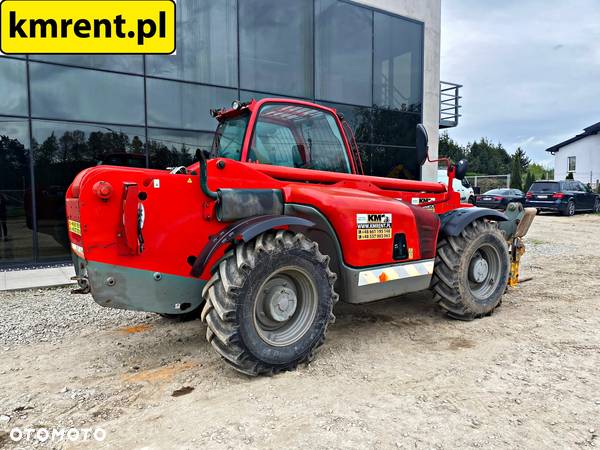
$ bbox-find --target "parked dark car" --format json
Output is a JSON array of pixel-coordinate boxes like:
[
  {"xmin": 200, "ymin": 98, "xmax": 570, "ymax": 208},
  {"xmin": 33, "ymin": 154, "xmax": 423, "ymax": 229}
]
[
  {"xmin": 476, "ymin": 189, "xmax": 526, "ymax": 210},
  {"xmin": 525, "ymin": 180, "xmax": 600, "ymax": 216}
]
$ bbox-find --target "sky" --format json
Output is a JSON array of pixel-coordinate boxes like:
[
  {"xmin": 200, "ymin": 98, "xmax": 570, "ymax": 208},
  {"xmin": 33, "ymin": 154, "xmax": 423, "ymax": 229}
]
[{"xmin": 440, "ymin": 0, "xmax": 600, "ymax": 167}]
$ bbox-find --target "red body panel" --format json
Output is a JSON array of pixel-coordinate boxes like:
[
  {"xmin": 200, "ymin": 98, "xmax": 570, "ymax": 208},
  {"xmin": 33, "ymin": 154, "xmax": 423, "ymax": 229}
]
[{"xmin": 67, "ymin": 158, "xmax": 460, "ymax": 281}]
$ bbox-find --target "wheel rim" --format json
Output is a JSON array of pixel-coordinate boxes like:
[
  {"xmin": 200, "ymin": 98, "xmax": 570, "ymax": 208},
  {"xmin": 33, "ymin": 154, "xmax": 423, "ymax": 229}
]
[
  {"xmin": 595, "ymin": 200, "xmax": 600, "ymax": 213},
  {"xmin": 253, "ymin": 266, "xmax": 318, "ymax": 347},
  {"xmin": 467, "ymin": 244, "xmax": 502, "ymax": 302},
  {"xmin": 569, "ymin": 201, "xmax": 575, "ymax": 215}
]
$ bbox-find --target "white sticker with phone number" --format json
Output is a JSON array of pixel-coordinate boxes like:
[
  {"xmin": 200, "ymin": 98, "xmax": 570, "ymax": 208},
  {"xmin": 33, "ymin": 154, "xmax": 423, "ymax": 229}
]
[{"xmin": 356, "ymin": 213, "xmax": 392, "ymax": 240}]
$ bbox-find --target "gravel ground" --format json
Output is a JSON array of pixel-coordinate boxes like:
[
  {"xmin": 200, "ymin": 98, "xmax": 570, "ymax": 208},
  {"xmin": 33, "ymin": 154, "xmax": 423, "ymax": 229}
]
[{"xmin": 0, "ymin": 213, "xmax": 599, "ymax": 449}]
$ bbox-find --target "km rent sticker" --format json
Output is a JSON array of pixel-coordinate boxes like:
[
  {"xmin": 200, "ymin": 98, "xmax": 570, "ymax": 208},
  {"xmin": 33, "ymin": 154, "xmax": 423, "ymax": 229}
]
[
  {"xmin": 356, "ymin": 213, "xmax": 392, "ymax": 240},
  {"xmin": 0, "ymin": 0, "xmax": 175, "ymax": 54}
]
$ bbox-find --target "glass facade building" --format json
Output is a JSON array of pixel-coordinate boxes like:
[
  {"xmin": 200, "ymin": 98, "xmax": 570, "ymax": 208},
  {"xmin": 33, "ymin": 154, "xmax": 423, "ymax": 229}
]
[{"xmin": 0, "ymin": 0, "xmax": 424, "ymax": 266}]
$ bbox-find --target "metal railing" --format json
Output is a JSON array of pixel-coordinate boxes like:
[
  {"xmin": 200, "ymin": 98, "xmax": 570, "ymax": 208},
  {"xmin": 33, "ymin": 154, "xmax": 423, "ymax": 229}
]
[{"xmin": 440, "ymin": 81, "xmax": 462, "ymax": 128}]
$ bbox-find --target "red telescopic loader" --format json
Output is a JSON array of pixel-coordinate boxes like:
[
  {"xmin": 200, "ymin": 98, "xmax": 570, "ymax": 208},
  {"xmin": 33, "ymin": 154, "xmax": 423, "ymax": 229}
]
[{"xmin": 66, "ymin": 98, "xmax": 534, "ymax": 375}]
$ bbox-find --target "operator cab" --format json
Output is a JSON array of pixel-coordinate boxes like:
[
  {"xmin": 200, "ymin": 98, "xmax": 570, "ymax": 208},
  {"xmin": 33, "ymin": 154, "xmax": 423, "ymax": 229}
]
[{"xmin": 211, "ymin": 100, "xmax": 355, "ymax": 174}]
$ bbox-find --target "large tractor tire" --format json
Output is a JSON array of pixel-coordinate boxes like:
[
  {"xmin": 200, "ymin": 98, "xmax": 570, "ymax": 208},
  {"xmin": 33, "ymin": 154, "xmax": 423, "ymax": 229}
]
[
  {"xmin": 201, "ymin": 230, "xmax": 338, "ymax": 376},
  {"xmin": 432, "ymin": 220, "xmax": 509, "ymax": 321}
]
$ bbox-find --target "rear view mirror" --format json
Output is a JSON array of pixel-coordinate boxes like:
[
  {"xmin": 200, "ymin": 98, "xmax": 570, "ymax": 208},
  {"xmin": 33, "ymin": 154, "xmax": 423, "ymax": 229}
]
[
  {"xmin": 455, "ymin": 159, "xmax": 469, "ymax": 180},
  {"xmin": 416, "ymin": 124, "xmax": 429, "ymax": 166}
]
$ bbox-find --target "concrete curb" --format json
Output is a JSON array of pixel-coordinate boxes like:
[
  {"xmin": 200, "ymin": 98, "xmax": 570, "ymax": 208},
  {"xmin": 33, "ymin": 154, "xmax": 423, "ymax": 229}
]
[{"xmin": 0, "ymin": 266, "xmax": 76, "ymax": 291}]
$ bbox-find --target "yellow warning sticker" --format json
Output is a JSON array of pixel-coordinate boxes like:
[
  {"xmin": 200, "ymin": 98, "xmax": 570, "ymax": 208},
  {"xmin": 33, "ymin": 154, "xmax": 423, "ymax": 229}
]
[
  {"xmin": 187, "ymin": 178, "xmax": 193, "ymax": 184},
  {"xmin": 68, "ymin": 220, "xmax": 81, "ymax": 236},
  {"xmin": 357, "ymin": 213, "xmax": 392, "ymax": 240}
]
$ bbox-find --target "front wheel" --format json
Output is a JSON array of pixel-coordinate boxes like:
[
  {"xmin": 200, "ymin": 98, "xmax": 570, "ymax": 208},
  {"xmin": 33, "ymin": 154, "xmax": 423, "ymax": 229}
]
[
  {"xmin": 593, "ymin": 198, "xmax": 600, "ymax": 213},
  {"xmin": 201, "ymin": 231, "xmax": 338, "ymax": 376},
  {"xmin": 431, "ymin": 220, "xmax": 509, "ymax": 321}
]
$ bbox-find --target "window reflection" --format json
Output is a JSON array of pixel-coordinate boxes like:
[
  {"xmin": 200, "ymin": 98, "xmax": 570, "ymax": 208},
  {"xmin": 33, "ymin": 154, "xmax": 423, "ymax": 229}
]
[
  {"xmin": 30, "ymin": 63, "xmax": 145, "ymax": 125},
  {"xmin": 240, "ymin": 0, "xmax": 313, "ymax": 98},
  {"xmin": 147, "ymin": 78, "xmax": 237, "ymax": 131},
  {"xmin": 240, "ymin": 91, "xmax": 310, "ymax": 103},
  {"xmin": 0, "ymin": 58, "xmax": 28, "ymax": 116},
  {"xmin": 32, "ymin": 121, "xmax": 145, "ymax": 260},
  {"xmin": 148, "ymin": 128, "xmax": 214, "ymax": 169},
  {"xmin": 315, "ymin": 0, "xmax": 373, "ymax": 106},
  {"xmin": 374, "ymin": 13, "xmax": 423, "ymax": 112},
  {"xmin": 371, "ymin": 108, "xmax": 419, "ymax": 147},
  {"xmin": 0, "ymin": 118, "xmax": 33, "ymax": 263},
  {"xmin": 147, "ymin": 0, "xmax": 237, "ymax": 87},
  {"xmin": 32, "ymin": 55, "xmax": 143, "ymax": 74}
]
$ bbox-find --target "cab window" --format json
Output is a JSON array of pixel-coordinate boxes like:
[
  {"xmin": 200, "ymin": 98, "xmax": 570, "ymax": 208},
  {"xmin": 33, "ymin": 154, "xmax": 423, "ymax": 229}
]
[
  {"xmin": 248, "ymin": 104, "xmax": 351, "ymax": 174},
  {"xmin": 212, "ymin": 112, "xmax": 250, "ymax": 160}
]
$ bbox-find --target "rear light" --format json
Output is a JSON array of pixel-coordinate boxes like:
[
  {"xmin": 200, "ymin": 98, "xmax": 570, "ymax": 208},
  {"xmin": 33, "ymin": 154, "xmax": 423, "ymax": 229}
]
[
  {"xmin": 494, "ymin": 196, "xmax": 503, "ymax": 201},
  {"xmin": 553, "ymin": 192, "xmax": 565, "ymax": 199},
  {"xmin": 476, "ymin": 196, "xmax": 482, "ymax": 201},
  {"xmin": 526, "ymin": 192, "xmax": 533, "ymax": 199}
]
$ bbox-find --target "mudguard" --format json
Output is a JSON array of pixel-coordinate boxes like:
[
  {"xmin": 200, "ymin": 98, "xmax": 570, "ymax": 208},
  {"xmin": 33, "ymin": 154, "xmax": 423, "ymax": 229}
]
[
  {"xmin": 190, "ymin": 214, "xmax": 315, "ymax": 277},
  {"xmin": 439, "ymin": 207, "xmax": 508, "ymax": 237}
]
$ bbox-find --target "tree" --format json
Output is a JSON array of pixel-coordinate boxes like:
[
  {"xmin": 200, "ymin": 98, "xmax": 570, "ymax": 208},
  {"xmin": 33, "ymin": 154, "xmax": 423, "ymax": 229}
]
[
  {"xmin": 467, "ymin": 138, "xmax": 511, "ymax": 175},
  {"xmin": 524, "ymin": 171, "xmax": 535, "ymax": 192},
  {"xmin": 439, "ymin": 132, "xmax": 465, "ymax": 163},
  {"xmin": 510, "ymin": 154, "xmax": 523, "ymax": 190},
  {"xmin": 528, "ymin": 162, "xmax": 548, "ymax": 181},
  {"xmin": 513, "ymin": 147, "xmax": 531, "ymax": 172}
]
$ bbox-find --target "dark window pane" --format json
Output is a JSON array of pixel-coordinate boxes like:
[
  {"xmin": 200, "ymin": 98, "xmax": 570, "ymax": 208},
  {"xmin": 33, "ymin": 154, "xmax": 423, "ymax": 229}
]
[
  {"xmin": 32, "ymin": 121, "xmax": 145, "ymax": 260},
  {"xmin": 147, "ymin": 78, "xmax": 237, "ymax": 131},
  {"xmin": 361, "ymin": 145, "xmax": 420, "ymax": 180},
  {"xmin": 315, "ymin": 0, "xmax": 372, "ymax": 106},
  {"xmin": 148, "ymin": 128, "xmax": 214, "ymax": 169},
  {"xmin": 374, "ymin": 13, "xmax": 423, "ymax": 112},
  {"xmin": 248, "ymin": 104, "xmax": 351, "ymax": 173},
  {"xmin": 0, "ymin": 58, "xmax": 28, "ymax": 116},
  {"xmin": 30, "ymin": 63, "xmax": 145, "ymax": 125},
  {"xmin": 371, "ymin": 108, "xmax": 420, "ymax": 147},
  {"xmin": 240, "ymin": 91, "xmax": 309, "ymax": 103},
  {"xmin": 0, "ymin": 118, "xmax": 33, "ymax": 264},
  {"xmin": 32, "ymin": 55, "xmax": 143, "ymax": 74},
  {"xmin": 147, "ymin": 0, "xmax": 237, "ymax": 86},
  {"xmin": 240, "ymin": 0, "xmax": 313, "ymax": 97}
]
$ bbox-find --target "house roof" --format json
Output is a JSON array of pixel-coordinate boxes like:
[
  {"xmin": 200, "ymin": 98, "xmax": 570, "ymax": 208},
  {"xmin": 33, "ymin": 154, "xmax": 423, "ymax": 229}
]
[{"xmin": 546, "ymin": 121, "xmax": 600, "ymax": 153}]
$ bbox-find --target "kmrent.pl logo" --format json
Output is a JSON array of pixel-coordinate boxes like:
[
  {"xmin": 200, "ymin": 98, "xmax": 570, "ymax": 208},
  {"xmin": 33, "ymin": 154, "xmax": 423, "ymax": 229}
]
[
  {"xmin": 0, "ymin": 0, "xmax": 175, "ymax": 54},
  {"xmin": 10, "ymin": 427, "xmax": 107, "ymax": 443}
]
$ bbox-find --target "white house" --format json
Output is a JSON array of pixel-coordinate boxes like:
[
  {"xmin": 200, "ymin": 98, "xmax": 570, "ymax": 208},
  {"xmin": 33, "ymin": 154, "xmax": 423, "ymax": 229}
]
[{"xmin": 547, "ymin": 122, "xmax": 600, "ymax": 187}]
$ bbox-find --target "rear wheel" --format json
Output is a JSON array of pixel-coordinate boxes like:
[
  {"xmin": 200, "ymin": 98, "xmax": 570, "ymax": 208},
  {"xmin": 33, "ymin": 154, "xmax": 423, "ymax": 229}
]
[
  {"xmin": 201, "ymin": 231, "xmax": 338, "ymax": 376},
  {"xmin": 431, "ymin": 220, "xmax": 509, "ymax": 321},
  {"xmin": 563, "ymin": 200, "xmax": 576, "ymax": 216},
  {"xmin": 593, "ymin": 198, "xmax": 600, "ymax": 213}
]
